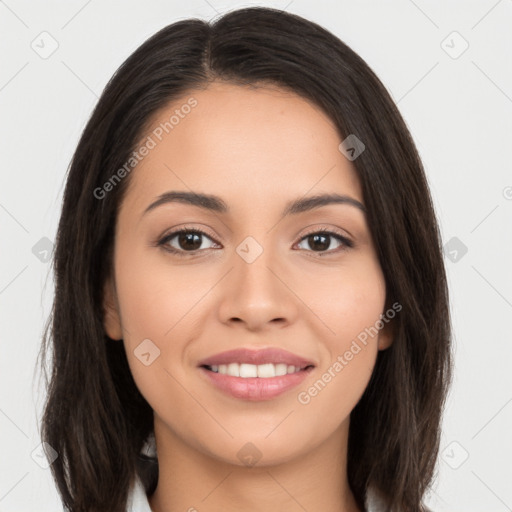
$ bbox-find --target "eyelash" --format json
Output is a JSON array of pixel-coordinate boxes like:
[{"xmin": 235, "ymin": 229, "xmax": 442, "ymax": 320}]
[{"xmin": 156, "ymin": 225, "xmax": 354, "ymax": 258}]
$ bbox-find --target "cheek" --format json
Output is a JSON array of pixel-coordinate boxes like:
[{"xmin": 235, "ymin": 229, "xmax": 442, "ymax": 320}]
[
  {"xmin": 113, "ymin": 241, "xmax": 231, "ymax": 415},
  {"xmin": 293, "ymin": 252, "xmax": 387, "ymax": 352},
  {"xmin": 114, "ymin": 239, "xmax": 210, "ymax": 343},
  {"xmin": 290, "ymin": 344, "xmax": 377, "ymax": 455},
  {"xmin": 290, "ymin": 271, "xmax": 384, "ymax": 442},
  {"xmin": 288, "ymin": 255, "xmax": 385, "ymax": 418}
]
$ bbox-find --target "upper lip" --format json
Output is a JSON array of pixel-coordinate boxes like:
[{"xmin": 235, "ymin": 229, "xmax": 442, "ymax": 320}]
[{"xmin": 198, "ymin": 348, "xmax": 316, "ymax": 369}]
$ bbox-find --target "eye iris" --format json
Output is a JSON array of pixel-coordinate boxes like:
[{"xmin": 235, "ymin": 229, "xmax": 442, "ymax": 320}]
[
  {"xmin": 179, "ymin": 232, "xmax": 202, "ymax": 250},
  {"xmin": 308, "ymin": 233, "xmax": 330, "ymax": 251}
]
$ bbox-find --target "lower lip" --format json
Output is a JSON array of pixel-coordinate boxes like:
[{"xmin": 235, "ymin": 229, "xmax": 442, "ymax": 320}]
[{"xmin": 199, "ymin": 366, "xmax": 314, "ymax": 401}]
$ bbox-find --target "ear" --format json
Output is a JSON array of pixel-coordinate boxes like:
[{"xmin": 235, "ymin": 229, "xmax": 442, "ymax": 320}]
[
  {"xmin": 377, "ymin": 315, "xmax": 395, "ymax": 351},
  {"xmin": 102, "ymin": 277, "xmax": 123, "ymax": 340}
]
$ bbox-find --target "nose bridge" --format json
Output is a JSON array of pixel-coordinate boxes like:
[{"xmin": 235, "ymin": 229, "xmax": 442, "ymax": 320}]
[
  {"xmin": 216, "ymin": 232, "xmax": 297, "ymax": 329},
  {"xmin": 233, "ymin": 233, "xmax": 283, "ymax": 298}
]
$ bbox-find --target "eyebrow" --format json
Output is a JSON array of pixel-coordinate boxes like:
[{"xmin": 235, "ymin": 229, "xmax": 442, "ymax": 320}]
[{"xmin": 143, "ymin": 191, "xmax": 366, "ymax": 218}]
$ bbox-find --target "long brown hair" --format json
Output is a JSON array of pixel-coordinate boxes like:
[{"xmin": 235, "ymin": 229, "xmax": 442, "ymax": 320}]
[{"xmin": 37, "ymin": 6, "xmax": 452, "ymax": 511}]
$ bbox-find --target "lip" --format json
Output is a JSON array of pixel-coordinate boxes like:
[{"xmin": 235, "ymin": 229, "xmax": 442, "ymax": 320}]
[
  {"xmin": 197, "ymin": 348, "xmax": 316, "ymax": 368},
  {"xmin": 197, "ymin": 348, "xmax": 316, "ymax": 401},
  {"xmin": 199, "ymin": 365, "xmax": 315, "ymax": 401}
]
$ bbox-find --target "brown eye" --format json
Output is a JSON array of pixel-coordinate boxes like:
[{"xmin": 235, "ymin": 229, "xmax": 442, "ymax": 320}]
[
  {"xmin": 296, "ymin": 229, "xmax": 353, "ymax": 254},
  {"xmin": 158, "ymin": 229, "xmax": 219, "ymax": 255},
  {"xmin": 176, "ymin": 232, "xmax": 203, "ymax": 251}
]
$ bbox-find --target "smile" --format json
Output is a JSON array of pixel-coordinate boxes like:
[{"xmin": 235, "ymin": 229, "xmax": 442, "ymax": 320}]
[
  {"xmin": 204, "ymin": 362, "xmax": 310, "ymax": 378},
  {"xmin": 199, "ymin": 364, "xmax": 314, "ymax": 401}
]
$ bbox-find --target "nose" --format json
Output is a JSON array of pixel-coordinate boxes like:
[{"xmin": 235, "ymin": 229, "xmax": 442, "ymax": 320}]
[{"xmin": 216, "ymin": 242, "xmax": 299, "ymax": 332}]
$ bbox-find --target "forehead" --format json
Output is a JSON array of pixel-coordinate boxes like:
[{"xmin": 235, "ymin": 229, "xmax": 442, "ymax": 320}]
[{"xmin": 123, "ymin": 82, "xmax": 363, "ymax": 217}]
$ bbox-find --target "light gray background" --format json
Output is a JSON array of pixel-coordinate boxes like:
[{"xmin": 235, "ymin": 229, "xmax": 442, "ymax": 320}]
[{"xmin": 1, "ymin": 1, "xmax": 511, "ymax": 510}]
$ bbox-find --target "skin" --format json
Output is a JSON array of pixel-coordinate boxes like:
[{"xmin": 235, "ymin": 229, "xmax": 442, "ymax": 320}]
[{"xmin": 103, "ymin": 81, "xmax": 394, "ymax": 512}]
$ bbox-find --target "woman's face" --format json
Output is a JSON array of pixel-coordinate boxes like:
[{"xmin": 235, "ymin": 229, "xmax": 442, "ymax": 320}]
[{"xmin": 103, "ymin": 81, "xmax": 393, "ymax": 466}]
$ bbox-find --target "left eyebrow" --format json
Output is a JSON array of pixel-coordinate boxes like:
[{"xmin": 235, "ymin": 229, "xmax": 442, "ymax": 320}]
[{"xmin": 142, "ymin": 191, "xmax": 366, "ymax": 218}]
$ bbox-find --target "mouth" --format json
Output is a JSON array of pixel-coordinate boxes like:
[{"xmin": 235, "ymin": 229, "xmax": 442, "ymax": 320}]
[{"xmin": 197, "ymin": 348, "xmax": 316, "ymax": 401}]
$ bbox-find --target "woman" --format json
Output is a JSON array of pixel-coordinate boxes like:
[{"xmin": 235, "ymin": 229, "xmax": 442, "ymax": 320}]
[{"xmin": 39, "ymin": 6, "xmax": 452, "ymax": 512}]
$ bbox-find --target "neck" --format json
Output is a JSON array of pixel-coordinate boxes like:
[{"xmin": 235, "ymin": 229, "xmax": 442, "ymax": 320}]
[{"xmin": 148, "ymin": 417, "xmax": 362, "ymax": 512}]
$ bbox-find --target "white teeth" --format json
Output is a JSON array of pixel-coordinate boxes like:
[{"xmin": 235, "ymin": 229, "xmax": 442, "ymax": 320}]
[
  {"xmin": 239, "ymin": 363, "xmax": 258, "ymax": 378},
  {"xmin": 211, "ymin": 363, "xmax": 303, "ymax": 378},
  {"xmin": 227, "ymin": 363, "xmax": 240, "ymax": 377},
  {"xmin": 275, "ymin": 363, "xmax": 288, "ymax": 376},
  {"xmin": 257, "ymin": 363, "xmax": 275, "ymax": 378}
]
